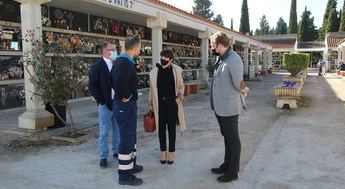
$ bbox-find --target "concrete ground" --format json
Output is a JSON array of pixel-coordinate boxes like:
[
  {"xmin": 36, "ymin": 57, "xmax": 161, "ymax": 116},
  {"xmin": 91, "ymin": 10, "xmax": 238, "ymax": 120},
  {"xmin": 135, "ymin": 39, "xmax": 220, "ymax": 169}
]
[{"xmin": 0, "ymin": 73, "xmax": 345, "ymax": 189}]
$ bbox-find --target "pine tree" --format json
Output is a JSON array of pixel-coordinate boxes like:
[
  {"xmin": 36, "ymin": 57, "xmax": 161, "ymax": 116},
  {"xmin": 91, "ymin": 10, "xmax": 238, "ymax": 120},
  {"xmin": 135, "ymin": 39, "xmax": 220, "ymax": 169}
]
[
  {"xmin": 269, "ymin": 28, "xmax": 276, "ymax": 35},
  {"xmin": 231, "ymin": 18, "xmax": 234, "ymax": 30},
  {"xmin": 326, "ymin": 8, "xmax": 339, "ymax": 32},
  {"xmin": 255, "ymin": 15, "xmax": 270, "ymax": 35},
  {"xmin": 213, "ymin": 14, "xmax": 224, "ymax": 26},
  {"xmin": 319, "ymin": 0, "xmax": 337, "ymax": 39},
  {"xmin": 288, "ymin": 0, "xmax": 298, "ymax": 34},
  {"xmin": 254, "ymin": 29, "xmax": 261, "ymax": 35},
  {"xmin": 239, "ymin": 0, "xmax": 250, "ymax": 34},
  {"xmin": 276, "ymin": 17, "xmax": 288, "ymax": 34},
  {"xmin": 340, "ymin": 1, "xmax": 345, "ymax": 31},
  {"xmin": 298, "ymin": 7, "xmax": 317, "ymax": 41},
  {"xmin": 192, "ymin": 0, "xmax": 214, "ymax": 19}
]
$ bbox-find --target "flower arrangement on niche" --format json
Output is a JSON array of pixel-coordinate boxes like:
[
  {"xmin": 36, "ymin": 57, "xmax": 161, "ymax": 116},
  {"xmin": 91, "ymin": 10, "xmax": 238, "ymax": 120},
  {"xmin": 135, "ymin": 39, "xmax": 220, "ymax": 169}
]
[
  {"xmin": 53, "ymin": 8, "xmax": 67, "ymax": 29},
  {"xmin": 7, "ymin": 66, "xmax": 23, "ymax": 79}
]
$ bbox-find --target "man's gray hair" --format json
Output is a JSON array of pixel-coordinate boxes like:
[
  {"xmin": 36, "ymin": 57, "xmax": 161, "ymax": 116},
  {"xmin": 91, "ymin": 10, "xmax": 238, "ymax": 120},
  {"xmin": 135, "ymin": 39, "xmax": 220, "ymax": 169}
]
[
  {"xmin": 101, "ymin": 41, "xmax": 115, "ymax": 51},
  {"xmin": 125, "ymin": 34, "xmax": 141, "ymax": 51}
]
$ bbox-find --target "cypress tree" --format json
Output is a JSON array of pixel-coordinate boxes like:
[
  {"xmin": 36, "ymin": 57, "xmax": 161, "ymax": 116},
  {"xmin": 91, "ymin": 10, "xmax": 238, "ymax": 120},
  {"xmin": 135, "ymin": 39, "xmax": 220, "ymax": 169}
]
[
  {"xmin": 319, "ymin": 0, "xmax": 337, "ymax": 39},
  {"xmin": 338, "ymin": 9, "xmax": 342, "ymax": 31},
  {"xmin": 239, "ymin": 0, "xmax": 250, "ymax": 34},
  {"xmin": 326, "ymin": 8, "xmax": 339, "ymax": 32},
  {"xmin": 288, "ymin": 0, "xmax": 298, "ymax": 34},
  {"xmin": 340, "ymin": 0, "xmax": 345, "ymax": 31}
]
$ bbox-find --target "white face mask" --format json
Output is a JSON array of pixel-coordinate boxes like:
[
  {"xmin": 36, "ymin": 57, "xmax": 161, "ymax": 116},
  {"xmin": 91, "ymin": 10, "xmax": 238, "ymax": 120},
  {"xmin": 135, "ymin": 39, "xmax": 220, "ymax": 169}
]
[{"xmin": 110, "ymin": 50, "xmax": 118, "ymax": 60}]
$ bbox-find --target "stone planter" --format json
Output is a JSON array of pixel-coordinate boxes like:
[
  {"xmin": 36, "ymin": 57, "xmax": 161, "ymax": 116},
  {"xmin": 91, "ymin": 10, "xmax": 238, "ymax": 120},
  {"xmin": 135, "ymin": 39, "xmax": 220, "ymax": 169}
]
[
  {"xmin": 274, "ymin": 83, "xmax": 302, "ymax": 97},
  {"xmin": 274, "ymin": 83, "xmax": 302, "ymax": 109},
  {"xmin": 283, "ymin": 76, "xmax": 304, "ymax": 85}
]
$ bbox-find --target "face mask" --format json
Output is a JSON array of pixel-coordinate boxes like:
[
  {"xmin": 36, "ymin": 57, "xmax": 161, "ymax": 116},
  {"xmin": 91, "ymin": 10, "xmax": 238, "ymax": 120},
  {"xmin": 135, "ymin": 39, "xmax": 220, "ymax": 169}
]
[
  {"xmin": 109, "ymin": 50, "xmax": 118, "ymax": 60},
  {"xmin": 212, "ymin": 48, "xmax": 220, "ymax": 56},
  {"xmin": 160, "ymin": 59, "xmax": 169, "ymax": 66}
]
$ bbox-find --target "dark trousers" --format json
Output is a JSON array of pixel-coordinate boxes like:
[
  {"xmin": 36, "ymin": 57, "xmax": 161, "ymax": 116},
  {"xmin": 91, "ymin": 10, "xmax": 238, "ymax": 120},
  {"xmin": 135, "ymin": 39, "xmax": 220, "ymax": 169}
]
[
  {"xmin": 216, "ymin": 114, "xmax": 241, "ymax": 174},
  {"xmin": 158, "ymin": 100, "xmax": 178, "ymax": 152},
  {"xmin": 113, "ymin": 100, "xmax": 137, "ymax": 179}
]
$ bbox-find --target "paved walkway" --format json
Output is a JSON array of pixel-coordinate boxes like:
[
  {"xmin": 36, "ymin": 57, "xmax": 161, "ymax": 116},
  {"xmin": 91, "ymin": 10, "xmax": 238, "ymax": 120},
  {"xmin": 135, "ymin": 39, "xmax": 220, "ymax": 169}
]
[{"xmin": 0, "ymin": 73, "xmax": 345, "ymax": 189}]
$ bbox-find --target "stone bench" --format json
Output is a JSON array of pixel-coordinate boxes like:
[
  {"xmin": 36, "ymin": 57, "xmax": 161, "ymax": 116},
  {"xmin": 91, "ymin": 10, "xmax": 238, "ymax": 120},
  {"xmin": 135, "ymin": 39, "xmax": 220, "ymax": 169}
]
[
  {"xmin": 276, "ymin": 96, "xmax": 299, "ymax": 109},
  {"xmin": 184, "ymin": 80, "xmax": 203, "ymax": 96}
]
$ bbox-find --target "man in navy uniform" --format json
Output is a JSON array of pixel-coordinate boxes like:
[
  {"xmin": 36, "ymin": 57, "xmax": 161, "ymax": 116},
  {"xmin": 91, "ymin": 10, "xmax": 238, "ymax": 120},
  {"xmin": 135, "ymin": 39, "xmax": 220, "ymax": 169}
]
[{"xmin": 111, "ymin": 35, "xmax": 143, "ymax": 186}]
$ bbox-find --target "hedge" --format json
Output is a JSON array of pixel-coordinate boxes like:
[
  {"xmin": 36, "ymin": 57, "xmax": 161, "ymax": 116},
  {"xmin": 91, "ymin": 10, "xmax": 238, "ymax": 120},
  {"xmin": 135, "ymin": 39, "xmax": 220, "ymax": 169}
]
[{"xmin": 283, "ymin": 53, "xmax": 310, "ymax": 76}]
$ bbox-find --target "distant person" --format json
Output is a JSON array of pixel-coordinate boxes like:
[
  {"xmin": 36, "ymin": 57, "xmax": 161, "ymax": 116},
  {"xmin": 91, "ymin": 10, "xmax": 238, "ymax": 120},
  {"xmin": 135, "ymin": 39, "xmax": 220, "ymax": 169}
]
[
  {"xmin": 318, "ymin": 59, "xmax": 326, "ymax": 76},
  {"xmin": 111, "ymin": 35, "xmax": 143, "ymax": 186},
  {"xmin": 148, "ymin": 48, "xmax": 186, "ymax": 165},
  {"xmin": 88, "ymin": 41, "xmax": 120, "ymax": 168}
]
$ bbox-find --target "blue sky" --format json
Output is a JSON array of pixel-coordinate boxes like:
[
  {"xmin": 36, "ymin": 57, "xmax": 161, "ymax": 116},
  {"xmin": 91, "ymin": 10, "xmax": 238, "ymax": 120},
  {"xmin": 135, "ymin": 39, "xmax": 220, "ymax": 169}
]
[{"xmin": 160, "ymin": 0, "xmax": 344, "ymax": 32}]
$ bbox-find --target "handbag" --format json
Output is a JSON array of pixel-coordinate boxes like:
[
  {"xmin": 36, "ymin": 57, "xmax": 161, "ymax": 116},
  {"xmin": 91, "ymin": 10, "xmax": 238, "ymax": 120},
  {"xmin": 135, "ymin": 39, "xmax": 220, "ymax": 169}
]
[{"xmin": 144, "ymin": 110, "xmax": 156, "ymax": 133}]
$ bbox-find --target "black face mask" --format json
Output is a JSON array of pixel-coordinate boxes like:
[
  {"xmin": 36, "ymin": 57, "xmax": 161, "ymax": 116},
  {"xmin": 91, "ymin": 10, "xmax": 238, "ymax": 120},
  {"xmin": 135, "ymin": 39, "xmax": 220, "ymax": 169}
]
[
  {"xmin": 212, "ymin": 48, "xmax": 220, "ymax": 56},
  {"xmin": 160, "ymin": 59, "xmax": 169, "ymax": 66}
]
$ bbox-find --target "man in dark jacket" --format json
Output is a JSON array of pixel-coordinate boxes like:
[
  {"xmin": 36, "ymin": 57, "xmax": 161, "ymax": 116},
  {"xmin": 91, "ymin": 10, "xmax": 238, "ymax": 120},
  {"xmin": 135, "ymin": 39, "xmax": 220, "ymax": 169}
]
[
  {"xmin": 111, "ymin": 35, "xmax": 143, "ymax": 186},
  {"xmin": 88, "ymin": 41, "xmax": 120, "ymax": 168}
]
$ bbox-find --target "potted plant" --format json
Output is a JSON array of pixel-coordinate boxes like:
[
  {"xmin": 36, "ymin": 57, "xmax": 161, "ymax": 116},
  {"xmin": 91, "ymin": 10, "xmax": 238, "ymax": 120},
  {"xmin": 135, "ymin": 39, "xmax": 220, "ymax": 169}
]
[
  {"xmin": 282, "ymin": 53, "xmax": 310, "ymax": 85},
  {"xmin": 24, "ymin": 30, "xmax": 89, "ymax": 137}
]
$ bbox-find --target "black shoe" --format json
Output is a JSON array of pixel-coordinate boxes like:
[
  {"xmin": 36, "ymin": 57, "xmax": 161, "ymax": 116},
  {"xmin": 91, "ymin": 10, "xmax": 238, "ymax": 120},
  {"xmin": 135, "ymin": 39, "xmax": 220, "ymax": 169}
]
[
  {"xmin": 113, "ymin": 153, "xmax": 118, "ymax": 159},
  {"xmin": 118, "ymin": 175, "xmax": 143, "ymax": 186},
  {"xmin": 160, "ymin": 160, "xmax": 167, "ymax": 164},
  {"xmin": 217, "ymin": 172, "xmax": 238, "ymax": 183},
  {"xmin": 211, "ymin": 167, "xmax": 226, "ymax": 174},
  {"xmin": 131, "ymin": 164, "xmax": 144, "ymax": 174},
  {"xmin": 99, "ymin": 159, "xmax": 107, "ymax": 168}
]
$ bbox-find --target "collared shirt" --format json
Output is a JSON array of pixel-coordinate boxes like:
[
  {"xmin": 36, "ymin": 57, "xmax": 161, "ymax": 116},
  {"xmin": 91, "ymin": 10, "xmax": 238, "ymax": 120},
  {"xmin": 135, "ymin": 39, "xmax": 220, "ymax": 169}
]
[
  {"xmin": 103, "ymin": 57, "xmax": 113, "ymax": 71},
  {"xmin": 103, "ymin": 57, "xmax": 115, "ymax": 99}
]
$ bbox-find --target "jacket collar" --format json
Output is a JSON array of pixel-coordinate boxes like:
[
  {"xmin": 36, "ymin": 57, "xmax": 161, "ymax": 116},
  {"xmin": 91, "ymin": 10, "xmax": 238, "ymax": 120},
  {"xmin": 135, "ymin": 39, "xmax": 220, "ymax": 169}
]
[
  {"xmin": 118, "ymin": 54, "xmax": 135, "ymax": 64},
  {"xmin": 219, "ymin": 48, "xmax": 232, "ymax": 61},
  {"xmin": 215, "ymin": 48, "xmax": 233, "ymax": 70},
  {"xmin": 100, "ymin": 59, "xmax": 110, "ymax": 73}
]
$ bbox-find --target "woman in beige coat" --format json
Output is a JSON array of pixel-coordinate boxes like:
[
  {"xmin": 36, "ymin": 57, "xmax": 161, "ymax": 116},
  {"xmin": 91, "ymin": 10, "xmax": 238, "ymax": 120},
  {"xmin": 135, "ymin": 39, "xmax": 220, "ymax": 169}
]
[{"xmin": 148, "ymin": 48, "xmax": 186, "ymax": 165}]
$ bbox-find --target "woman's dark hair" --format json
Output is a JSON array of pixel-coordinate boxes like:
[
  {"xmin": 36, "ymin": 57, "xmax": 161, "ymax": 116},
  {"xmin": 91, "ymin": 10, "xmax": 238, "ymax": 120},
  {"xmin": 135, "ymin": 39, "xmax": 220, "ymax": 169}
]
[{"xmin": 160, "ymin": 48, "xmax": 175, "ymax": 60}]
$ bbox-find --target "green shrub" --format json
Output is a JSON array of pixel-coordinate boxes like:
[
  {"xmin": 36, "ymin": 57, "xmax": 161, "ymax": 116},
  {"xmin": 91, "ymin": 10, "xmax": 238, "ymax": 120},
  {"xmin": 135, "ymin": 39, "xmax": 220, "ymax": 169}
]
[{"xmin": 283, "ymin": 53, "xmax": 310, "ymax": 76}]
